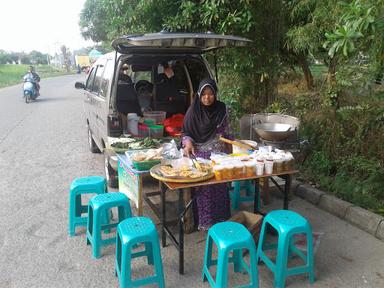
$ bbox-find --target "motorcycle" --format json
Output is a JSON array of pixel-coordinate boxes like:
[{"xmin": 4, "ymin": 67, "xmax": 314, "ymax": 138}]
[{"xmin": 23, "ymin": 76, "xmax": 39, "ymax": 103}]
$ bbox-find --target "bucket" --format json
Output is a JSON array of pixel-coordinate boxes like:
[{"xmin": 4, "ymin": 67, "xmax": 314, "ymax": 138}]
[
  {"xmin": 143, "ymin": 111, "xmax": 166, "ymax": 124},
  {"xmin": 127, "ymin": 113, "xmax": 139, "ymax": 135},
  {"xmin": 148, "ymin": 125, "xmax": 164, "ymax": 138}
]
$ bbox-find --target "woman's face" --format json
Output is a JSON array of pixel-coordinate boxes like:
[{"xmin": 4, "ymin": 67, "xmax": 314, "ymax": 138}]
[{"xmin": 200, "ymin": 86, "xmax": 215, "ymax": 106}]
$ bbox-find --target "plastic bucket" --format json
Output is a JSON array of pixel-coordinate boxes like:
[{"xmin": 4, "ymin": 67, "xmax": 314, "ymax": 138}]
[
  {"xmin": 149, "ymin": 125, "xmax": 164, "ymax": 138},
  {"xmin": 143, "ymin": 111, "xmax": 166, "ymax": 124},
  {"xmin": 127, "ymin": 113, "xmax": 139, "ymax": 135}
]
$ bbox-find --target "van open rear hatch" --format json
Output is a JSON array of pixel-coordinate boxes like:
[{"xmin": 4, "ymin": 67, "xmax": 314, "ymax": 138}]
[{"xmin": 111, "ymin": 32, "xmax": 252, "ymax": 54}]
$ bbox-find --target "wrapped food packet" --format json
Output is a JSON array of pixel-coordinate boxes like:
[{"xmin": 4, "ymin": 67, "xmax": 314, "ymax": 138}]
[{"xmin": 161, "ymin": 140, "xmax": 183, "ymax": 160}]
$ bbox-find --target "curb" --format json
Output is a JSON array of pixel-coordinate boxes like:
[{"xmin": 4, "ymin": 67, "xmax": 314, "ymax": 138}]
[{"xmin": 292, "ymin": 180, "xmax": 384, "ymax": 242}]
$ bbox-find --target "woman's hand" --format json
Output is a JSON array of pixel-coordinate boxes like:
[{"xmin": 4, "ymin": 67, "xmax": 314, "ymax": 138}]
[{"xmin": 183, "ymin": 140, "xmax": 195, "ymax": 157}]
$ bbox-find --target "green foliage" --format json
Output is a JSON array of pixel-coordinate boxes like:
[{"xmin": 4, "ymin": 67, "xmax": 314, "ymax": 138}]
[
  {"xmin": 0, "ymin": 50, "xmax": 48, "ymax": 65},
  {"xmin": 264, "ymin": 101, "xmax": 287, "ymax": 114},
  {"xmin": 298, "ymin": 99, "xmax": 384, "ymax": 214},
  {"xmin": 324, "ymin": 0, "xmax": 378, "ymax": 58}
]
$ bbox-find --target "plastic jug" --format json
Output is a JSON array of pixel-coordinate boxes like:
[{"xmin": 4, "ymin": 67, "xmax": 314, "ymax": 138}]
[{"xmin": 127, "ymin": 113, "xmax": 139, "ymax": 136}]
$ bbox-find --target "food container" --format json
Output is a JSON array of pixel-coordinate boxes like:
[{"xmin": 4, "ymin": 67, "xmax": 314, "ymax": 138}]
[
  {"xmin": 143, "ymin": 111, "xmax": 166, "ymax": 124},
  {"xmin": 148, "ymin": 125, "xmax": 164, "ymax": 138},
  {"xmin": 283, "ymin": 153, "xmax": 295, "ymax": 171},
  {"xmin": 245, "ymin": 161, "xmax": 256, "ymax": 177},
  {"xmin": 125, "ymin": 149, "xmax": 162, "ymax": 171},
  {"xmin": 264, "ymin": 159, "xmax": 274, "ymax": 175},
  {"xmin": 127, "ymin": 113, "xmax": 139, "ymax": 135},
  {"xmin": 143, "ymin": 118, "xmax": 155, "ymax": 126},
  {"xmin": 138, "ymin": 124, "xmax": 149, "ymax": 137},
  {"xmin": 234, "ymin": 162, "xmax": 245, "ymax": 178},
  {"xmin": 256, "ymin": 160, "xmax": 264, "ymax": 176},
  {"xmin": 213, "ymin": 165, "xmax": 224, "ymax": 180},
  {"xmin": 274, "ymin": 158, "xmax": 284, "ymax": 174},
  {"xmin": 222, "ymin": 164, "xmax": 234, "ymax": 179}
]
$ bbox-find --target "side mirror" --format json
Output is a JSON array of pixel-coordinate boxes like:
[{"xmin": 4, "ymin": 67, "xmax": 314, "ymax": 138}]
[{"xmin": 75, "ymin": 81, "xmax": 85, "ymax": 89}]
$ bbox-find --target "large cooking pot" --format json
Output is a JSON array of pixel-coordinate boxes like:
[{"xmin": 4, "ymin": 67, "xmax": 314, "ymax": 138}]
[{"xmin": 253, "ymin": 123, "xmax": 295, "ymax": 141}]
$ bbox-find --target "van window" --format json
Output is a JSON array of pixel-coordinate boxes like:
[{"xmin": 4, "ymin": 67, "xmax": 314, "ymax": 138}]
[
  {"xmin": 185, "ymin": 59, "xmax": 210, "ymax": 92},
  {"xmin": 134, "ymin": 71, "xmax": 152, "ymax": 82},
  {"xmin": 86, "ymin": 68, "xmax": 97, "ymax": 90},
  {"xmin": 100, "ymin": 60, "xmax": 113, "ymax": 97},
  {"xmin": 92, "ymin": 65, "xmax": 104, "ymax": 94}
]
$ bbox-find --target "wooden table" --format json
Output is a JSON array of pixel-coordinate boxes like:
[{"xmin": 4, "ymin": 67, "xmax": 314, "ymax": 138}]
[{"xmin": 152, "ymin": 169, "xmax": 299, "ymax": 275}]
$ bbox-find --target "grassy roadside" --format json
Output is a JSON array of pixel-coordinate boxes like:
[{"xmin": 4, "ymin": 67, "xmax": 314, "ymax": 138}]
[{"xmin": 0, "ymin": 64, "xmax": 75, "ymax": 88}]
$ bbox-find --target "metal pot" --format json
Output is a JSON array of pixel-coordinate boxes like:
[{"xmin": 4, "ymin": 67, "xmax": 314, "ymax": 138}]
[{"xmin": 253, "ymin": 123, "xmax": 295, "ymax": 141}]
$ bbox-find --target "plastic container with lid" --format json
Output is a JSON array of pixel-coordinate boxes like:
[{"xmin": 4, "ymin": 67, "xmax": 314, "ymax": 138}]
[
  {"xmin": 213, "ymin": 165, "xmax": 224, "ymax": 180},
  {"xmin": 264, "ymin": 159, "xmax": 274, "ymax": 175},
  {"xmin": 222, "ymin": 164, "xmax": 234, "ymax": 180},
  {"xmin": 143, "ymin": 118, "xmax": 155, "ymax": 126},
  {"xmin": 148, "ymin": 125, "xmax": 164, "ymax": 138},
  {"xmin": 127, "ymin": 113, "xmax": 139, "ymax": 136},
  {"xmin": 143, "ymin": 111, "xmax": 166, "ymax": 124},
  {"xmin": 138, "ymin": 124, "xmax": 149, "ymax": 137},
  {"xmin": 234, "ymin": 162, "xmax": 245, "ymax": 178},
  {"xmin": 245, "ymin": 161, "xmax": 256, "ymax": 177},
  {"xmin": 274, "ymin": 157, "xmax": 284, "ymax": 174}
]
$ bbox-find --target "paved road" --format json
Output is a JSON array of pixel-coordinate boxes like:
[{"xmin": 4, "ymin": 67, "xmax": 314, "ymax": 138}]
[{"xmin": 0, "ymin": 74, "xmax": 383, "ymax": 287}]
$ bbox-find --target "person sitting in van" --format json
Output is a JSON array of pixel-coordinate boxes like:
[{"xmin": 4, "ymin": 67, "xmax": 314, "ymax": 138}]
[
  {"xmin": 156, "ymin": 62, "xmax": 178, "ymax": 102},
  {"xmin": 118, "ymin": 64, "xmax": 131, "ymax": 84},
  {"xmin": 116, "ymin": 73, "xmax": 142, "ymax": 134},
  {"xmin": 155, "ymin": 61, "xmax": 188, "ymax": 116}
]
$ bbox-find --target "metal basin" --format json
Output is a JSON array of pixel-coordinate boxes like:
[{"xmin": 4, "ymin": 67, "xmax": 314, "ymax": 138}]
[{"xmin": 253, "ymin": 123, "xmax": 295, "ymax": 141}]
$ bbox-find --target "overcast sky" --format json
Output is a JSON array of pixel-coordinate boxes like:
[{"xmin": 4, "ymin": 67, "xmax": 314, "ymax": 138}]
[{"xmin": 0, "ymin": 0, "xmax": 95, "ymax": 54}]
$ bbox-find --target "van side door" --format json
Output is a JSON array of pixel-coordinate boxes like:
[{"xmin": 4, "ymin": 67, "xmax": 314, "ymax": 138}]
[
  {"xmin": 84, "ymin": 67, "xmax": 97, "ymax": 141},
  {"xmin": 90, "ymin": 60, "xmax": 107, "ymax": 146}
]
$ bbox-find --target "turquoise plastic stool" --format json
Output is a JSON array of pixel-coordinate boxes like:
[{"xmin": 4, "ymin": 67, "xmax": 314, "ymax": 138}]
[
  {"xmin": 231, "ymin": 180, "xmax": 260, "ymax": 210},
  {"xmin": 115, "ymin": 217, "xmax": 165, "ymax": 288},
  {"xmin": 68, "ymin": 176, "xmax": 108, "ymax": 236},
  {"xmin": 202, "ymin": 221, "xmax": 259, "ymax": 288},
  {"xmin": 86, "ymin": 192, "xmax": 132, "ymax": 259},
  {"xmin": 257, "ymin": 210, "xmax": 315, "ymax": 288}
]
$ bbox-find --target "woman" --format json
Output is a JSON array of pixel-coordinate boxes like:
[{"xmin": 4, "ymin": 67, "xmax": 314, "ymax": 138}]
[{"xmin": 182, "ymin": 78, "xmax": 233, "ymax": 230}]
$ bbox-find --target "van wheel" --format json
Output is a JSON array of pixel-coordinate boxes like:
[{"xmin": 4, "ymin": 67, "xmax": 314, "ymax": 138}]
[
  {"xmin": 105, "ymin": 156, "xmax": 118, "ymax": 188},
  {"xmin": 88, "ymin": 126, "xmax": 101, "ymax": 153}
]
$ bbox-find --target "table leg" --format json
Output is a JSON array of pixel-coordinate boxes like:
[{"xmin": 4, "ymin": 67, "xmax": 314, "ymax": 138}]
[
  {"xmin": 178, "ymin": 188, "xmax": 185, "ymax": 275},
  {"xmin": 284, "ymin": 174, "xmax": 291, "ymax": 210},
  {"xmin": 161, "ymin": 182, "xmax": 166, "ymax": 247},
  {"xmin": 253, "ymin": 178, "xmax": 260, "ymax": 214}
]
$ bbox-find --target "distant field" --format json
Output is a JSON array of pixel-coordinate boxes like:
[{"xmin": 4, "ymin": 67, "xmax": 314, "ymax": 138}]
[{"xmin": 0, "ymin": 64, "xmax": 75, "ymax": 88}]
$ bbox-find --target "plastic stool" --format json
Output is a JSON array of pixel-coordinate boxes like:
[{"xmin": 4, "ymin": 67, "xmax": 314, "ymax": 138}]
[
  {"xmin": 257, "ymin": 210, "xmax": 315, "ymax": 288},
  {"xmin": 115, "ymin": 217, "xmax": 165, "ymax": 288},
  {"xmin": 202, "ymin": 221, "xmax": 259, "ymax": 288},
  {"xmin": 68, "ymin": 176, "xmax": 107, "ymax": 236},
  {"xmin": 231, "ymin": 180, "xmax": 259, "ymax": 210},
  {"xmin": 86, "ymin": 192, "xmax": 132, "ymax": 259}
]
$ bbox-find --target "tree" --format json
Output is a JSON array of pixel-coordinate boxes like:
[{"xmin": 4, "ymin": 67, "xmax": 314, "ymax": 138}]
[
  {"xmin": 29, "ymin": 50, "xmax": 48, "ymax": 65},
  {"xmin": 162, "ymin": 0, "xmax": 283, "ymax": 109},
  {"xmin": 61, "ymin": 45, "xmax": 70, "ymax": 72}
]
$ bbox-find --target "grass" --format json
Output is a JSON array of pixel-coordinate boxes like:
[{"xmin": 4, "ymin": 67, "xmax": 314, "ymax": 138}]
[
  {"xmin": 0, "ymin": 64, "xmax": 75, "ymax": 88},
  {"xmin": 310, "ymin": 64, "xmax": 328, "ymax": 79}
]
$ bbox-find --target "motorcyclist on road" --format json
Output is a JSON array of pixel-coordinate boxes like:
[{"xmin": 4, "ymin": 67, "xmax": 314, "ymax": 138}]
[{"xmin": 23, "ymin": 66, "xmax": 40, "ymax": 96}]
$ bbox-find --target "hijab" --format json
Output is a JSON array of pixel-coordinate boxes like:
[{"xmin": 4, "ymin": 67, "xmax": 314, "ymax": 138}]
[{"xmin": 183, "ymin": 78, "xmax": 227, "ymax": 143}]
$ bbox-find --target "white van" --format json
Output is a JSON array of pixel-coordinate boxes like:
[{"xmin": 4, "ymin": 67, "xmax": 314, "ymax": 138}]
[{"xmin": 75, "ymin": 32, "xmax": 250, "ymax": 187}]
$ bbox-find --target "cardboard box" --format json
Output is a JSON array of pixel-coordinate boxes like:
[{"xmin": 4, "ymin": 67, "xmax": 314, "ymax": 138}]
[{"xmin": 229, "ymin": 211, "xmax": 263, "ymax": 244}]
